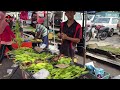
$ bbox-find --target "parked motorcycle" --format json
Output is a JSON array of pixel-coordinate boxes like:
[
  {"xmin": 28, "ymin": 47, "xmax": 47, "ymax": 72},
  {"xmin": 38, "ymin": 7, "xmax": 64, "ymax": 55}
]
[{"xmin": 86, "ymin": 25, "xmax": 109, "ymax": 42}]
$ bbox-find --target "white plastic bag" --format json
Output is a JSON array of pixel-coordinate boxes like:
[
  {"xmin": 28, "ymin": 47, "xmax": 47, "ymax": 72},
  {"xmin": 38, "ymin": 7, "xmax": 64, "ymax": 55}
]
[
  {"xmin": 40, "ymin": 44, "xmax": 46, "ymax": 49},
  {"xmin": 33, "ymin": 69, "xmax": 50, "ymax": 79}
]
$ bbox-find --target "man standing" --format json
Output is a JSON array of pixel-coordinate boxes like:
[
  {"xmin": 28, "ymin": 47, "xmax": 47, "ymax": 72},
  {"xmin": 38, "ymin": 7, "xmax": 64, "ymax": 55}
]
[{"xmin": 57, "ymin": 11, "xmax": 82, "ymax": 59}]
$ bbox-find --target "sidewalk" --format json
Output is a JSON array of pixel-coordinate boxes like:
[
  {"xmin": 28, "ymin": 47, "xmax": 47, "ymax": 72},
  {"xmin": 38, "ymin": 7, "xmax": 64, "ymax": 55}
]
[
  {"xmin": 87, "ymin": 40, "xmax": 120, "ymax": 48},
  {"xmin": 87, "ymin": 41, "xmax": 110, "ymax": 46}
]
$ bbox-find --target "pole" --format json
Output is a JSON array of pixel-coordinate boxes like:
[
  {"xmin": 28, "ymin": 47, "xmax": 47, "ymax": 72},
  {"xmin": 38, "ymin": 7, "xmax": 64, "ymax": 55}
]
[
  {"xmin": 47, "ymin": 11, "xmax": 49, "ymax": 48},
  {"xmin": 52, "ymin": 11, "xmax": 55, "ymax": 46},
  {"xmin": 83, "ymin": 11, "xmax": 87, "ymax": 66}
]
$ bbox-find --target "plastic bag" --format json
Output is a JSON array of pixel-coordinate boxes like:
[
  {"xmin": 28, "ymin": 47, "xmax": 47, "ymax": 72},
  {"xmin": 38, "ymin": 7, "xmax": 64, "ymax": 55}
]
[
  {"xmin": 94, "ymin": 68, "xmax": 105, "ymax": 78},
  {"xmin": 33, "ymin": 69, "xmax": 50, "ymax": 79}
]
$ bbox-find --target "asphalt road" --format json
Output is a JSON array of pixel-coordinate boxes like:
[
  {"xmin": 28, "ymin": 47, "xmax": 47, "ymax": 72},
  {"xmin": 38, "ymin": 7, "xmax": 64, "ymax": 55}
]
[{"xmin": 87, "ymin": 34, "xmax": 120, "ymax": 47}]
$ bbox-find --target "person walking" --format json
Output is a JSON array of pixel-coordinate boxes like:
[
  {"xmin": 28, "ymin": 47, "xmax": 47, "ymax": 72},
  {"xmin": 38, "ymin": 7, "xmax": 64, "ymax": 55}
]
[{"xmin": 0, "ymin": 11, "xmax": 16, "ymax": 65}]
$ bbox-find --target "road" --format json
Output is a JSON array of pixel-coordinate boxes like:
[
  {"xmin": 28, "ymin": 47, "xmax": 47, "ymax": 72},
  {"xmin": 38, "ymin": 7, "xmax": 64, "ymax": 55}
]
[{"xmin": 87, "ymin": 34, "xmax": 120, "ymax": 47}]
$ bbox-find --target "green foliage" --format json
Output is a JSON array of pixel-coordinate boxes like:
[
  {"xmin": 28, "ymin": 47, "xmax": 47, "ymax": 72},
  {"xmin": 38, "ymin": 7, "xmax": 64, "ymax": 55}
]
[
  {"xmin": 48, "ymin": 65, "xmax": 88, "ymax": 79},
  {"xmin": 26, "ymin": 63, "xmax": 53, "ymax": 73},
  {"xmin": 57, "ymin": 57, "xmax": 72, "ymax": 64},
  {"xmin": 14, "ymin": 20, "xmax": 23, "ymax": 48},
  {"xmin": 11, "ymin": 48, "xmax": 53, "ymax": 63}
]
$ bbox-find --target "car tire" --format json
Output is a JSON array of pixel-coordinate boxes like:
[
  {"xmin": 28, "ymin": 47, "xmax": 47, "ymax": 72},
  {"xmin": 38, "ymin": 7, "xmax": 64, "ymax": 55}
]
[{"xmin": 108, "ymin": 29, "xmax": 114, "ymax": 37}]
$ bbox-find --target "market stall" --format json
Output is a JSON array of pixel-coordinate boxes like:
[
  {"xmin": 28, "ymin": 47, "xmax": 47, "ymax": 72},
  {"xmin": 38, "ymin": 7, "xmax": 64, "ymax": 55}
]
[{"xmin": 5, "ymin": 11, "xmax": 111, "ymax": 79}]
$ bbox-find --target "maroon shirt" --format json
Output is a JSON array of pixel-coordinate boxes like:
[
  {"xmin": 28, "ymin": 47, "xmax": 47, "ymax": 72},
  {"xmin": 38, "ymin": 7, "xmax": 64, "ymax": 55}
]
[
  {"xmin": 0, "ymin": 25, "xmax": 15, "ymax": 42},
  {"xmin": 60, "ymin": 20, "xmax": 82, "ymax": 58}
]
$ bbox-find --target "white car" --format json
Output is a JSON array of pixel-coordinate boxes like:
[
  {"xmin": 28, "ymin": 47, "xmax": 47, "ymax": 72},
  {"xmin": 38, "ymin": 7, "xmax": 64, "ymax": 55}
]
[
  {"xmin": 49, "ymin": 11, "xmax": 92, "ymax": 31},
  {"xmin": 91, "ymin": 17, "xmax": 119, "ymax": 36},
  {"xmin": 62, "ymin": 12, "xmax": 93, "ymax": 27},
  {"xmin": 87, "ymin": 14, "xmax": 95, "ymax": 26}
]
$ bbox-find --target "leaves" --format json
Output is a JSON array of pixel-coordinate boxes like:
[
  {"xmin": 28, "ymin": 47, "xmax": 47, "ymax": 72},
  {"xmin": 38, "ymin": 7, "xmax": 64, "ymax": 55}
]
[
  {"xmin": 57, "ymin": 57, "xmax": 72, "ymax": 65},
  {"xmin": 14, "ymin": 20, "xmax": 23, "ymax": 48},
  {"xmin": 49, "ymin": 65, "xmax": 88, "ymax": 79}
]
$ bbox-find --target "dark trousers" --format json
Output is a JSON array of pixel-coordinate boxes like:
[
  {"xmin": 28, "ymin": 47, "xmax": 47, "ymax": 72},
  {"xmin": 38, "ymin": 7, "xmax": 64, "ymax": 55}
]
[
  {"xmin": 42, "ymin": 36, "xmax": 48, "ymax": 46},
  {"xmin": 0, "ymin": 44, "xmax": 13, "ymax": 63}
]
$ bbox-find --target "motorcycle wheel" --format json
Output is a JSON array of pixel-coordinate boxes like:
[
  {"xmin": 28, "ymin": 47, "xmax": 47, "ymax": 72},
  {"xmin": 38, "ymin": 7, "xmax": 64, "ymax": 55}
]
[
  {"xmin": 108, "ymin": 29, "xmax": 114, "ymax": 37},
  {"xmin": 86, "ymin": 32, "xmax": 92, "ymax": 42},
  {"xmin": 99, "ymin": 31, "xmax": 108, "ymax": 40}
]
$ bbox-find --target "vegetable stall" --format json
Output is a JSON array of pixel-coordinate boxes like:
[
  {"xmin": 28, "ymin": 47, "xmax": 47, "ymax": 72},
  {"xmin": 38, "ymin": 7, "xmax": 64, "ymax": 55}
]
[
  {"xmin": 5, "ymin": 11, "xmax": 110, "ymax": 79},
  {"xmin": 7, "ymin": 47, "xmax": 89, "ymax": 79}
]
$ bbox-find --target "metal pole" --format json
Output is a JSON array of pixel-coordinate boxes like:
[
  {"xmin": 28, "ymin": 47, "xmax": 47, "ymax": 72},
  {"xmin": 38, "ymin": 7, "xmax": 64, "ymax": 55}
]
[
  {"xmin": 47, "ymin": 11, "xmax": 49, "ymax": 48},
  {"xmin": 47, "ymin": 11, "xmax": 49, "ymax": 29},
  {"xmin": 83, "ymin": 11, "xmax": 87, "ymax": 66},
  {"xmin": 52, "ymin": 11, "xmax": 55, "ymax": 46}
]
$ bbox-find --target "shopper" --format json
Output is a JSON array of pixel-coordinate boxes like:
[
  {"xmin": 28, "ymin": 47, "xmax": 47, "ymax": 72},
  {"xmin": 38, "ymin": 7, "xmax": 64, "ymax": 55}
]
[{"xmin": 0, "ymin": 11, "xmax": 16, "ymax": 65}]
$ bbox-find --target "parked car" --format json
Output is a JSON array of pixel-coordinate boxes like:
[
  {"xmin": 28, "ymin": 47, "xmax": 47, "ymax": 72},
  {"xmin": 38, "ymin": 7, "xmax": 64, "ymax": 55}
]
[
  {"xmin": 92, "ymin": 11, "xmax": 120, "ymax": 23},
  {"xmin": 91, "ymin": 17, "xmax": 119, "ymax": 37},
  {"xmin": 117, "ymin": 19, "xmax": 120, "ymax": 36}
]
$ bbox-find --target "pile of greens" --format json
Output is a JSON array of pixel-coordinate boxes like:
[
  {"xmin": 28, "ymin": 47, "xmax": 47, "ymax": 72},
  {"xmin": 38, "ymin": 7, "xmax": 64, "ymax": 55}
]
[
  {"xmin": 25, "ymin": 63, "xmax": 88, "ymax": 79},
  {"xmin": 47, "ymin": 65, "xmax": 88, "ymax": 79},
  {"xmin": 38, "ymin": 52, "xmax": 54, "ymax": 60},
  {"xmin": 51, "ymin": 57, "xmax": 72, "ymax": 65},
  {"xmin": 15, "ymin": 53, "xmax": 42, "ymax": 63},
  {"xmin": 57, "ymin": 57, "xmax": 72, "ymax": 64},
  {"xmin": 12, "ymin": 47, "xmax": 35, "ymax": 55},
  {"xmin": 8, "ymin": 48, "xmax": 54, "ymax": 64},
  {"xmin": 8, "ymin": 47, "xmax": 88, "ymax": 79},
  {"xmin": 26, "ymin": 63, "xmax": 54, "ymax": 73}
]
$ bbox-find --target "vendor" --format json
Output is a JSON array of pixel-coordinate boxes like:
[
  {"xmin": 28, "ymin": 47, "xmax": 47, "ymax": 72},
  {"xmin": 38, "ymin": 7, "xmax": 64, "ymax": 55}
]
[
  {"xmin": 34, "ymin": 23, "xmax": 49, "ymax": 49},
  {"xmin": 31, "ymin": 12, "xmax": 37, "ymax": 28},
  {"xmin": 0, "ymin": 11, "xmax": 16, "ymax": 65},
  {"xmin": 57, "ymin": 11, "xmax": 82, "ymax": 59},
  {"xmin": 30, "ymin": 12, "xmax": 49, "ymax": 49}
]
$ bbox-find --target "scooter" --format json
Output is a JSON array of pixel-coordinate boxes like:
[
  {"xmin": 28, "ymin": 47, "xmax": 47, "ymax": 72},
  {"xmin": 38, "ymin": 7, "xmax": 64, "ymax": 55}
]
[{"xmin": 86, "ymin": 24, "xmax": 109, "ymax": 42}]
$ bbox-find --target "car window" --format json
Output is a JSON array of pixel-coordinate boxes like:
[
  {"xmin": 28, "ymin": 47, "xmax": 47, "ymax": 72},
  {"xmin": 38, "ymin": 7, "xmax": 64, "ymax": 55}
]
[
  {"xmin": 96, "ymin": 12, "xmax": 119, "ymax": 17},
  {"xmin": 94, "ymin": 18, "xmax": 110, "ymax": 23},
  {"xmin": 93, "ymin": 12, "xmax": 120, "ymax": 22},
  {"xmin": 112, "ymin": 18, "xmax": 119, "ymax": 24}
]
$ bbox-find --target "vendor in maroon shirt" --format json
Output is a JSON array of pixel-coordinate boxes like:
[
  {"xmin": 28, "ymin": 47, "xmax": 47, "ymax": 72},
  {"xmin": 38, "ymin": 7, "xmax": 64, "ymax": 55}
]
[{"xmin": 57, "ymin": 11, "xmax": 82, "ymax": 59}]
